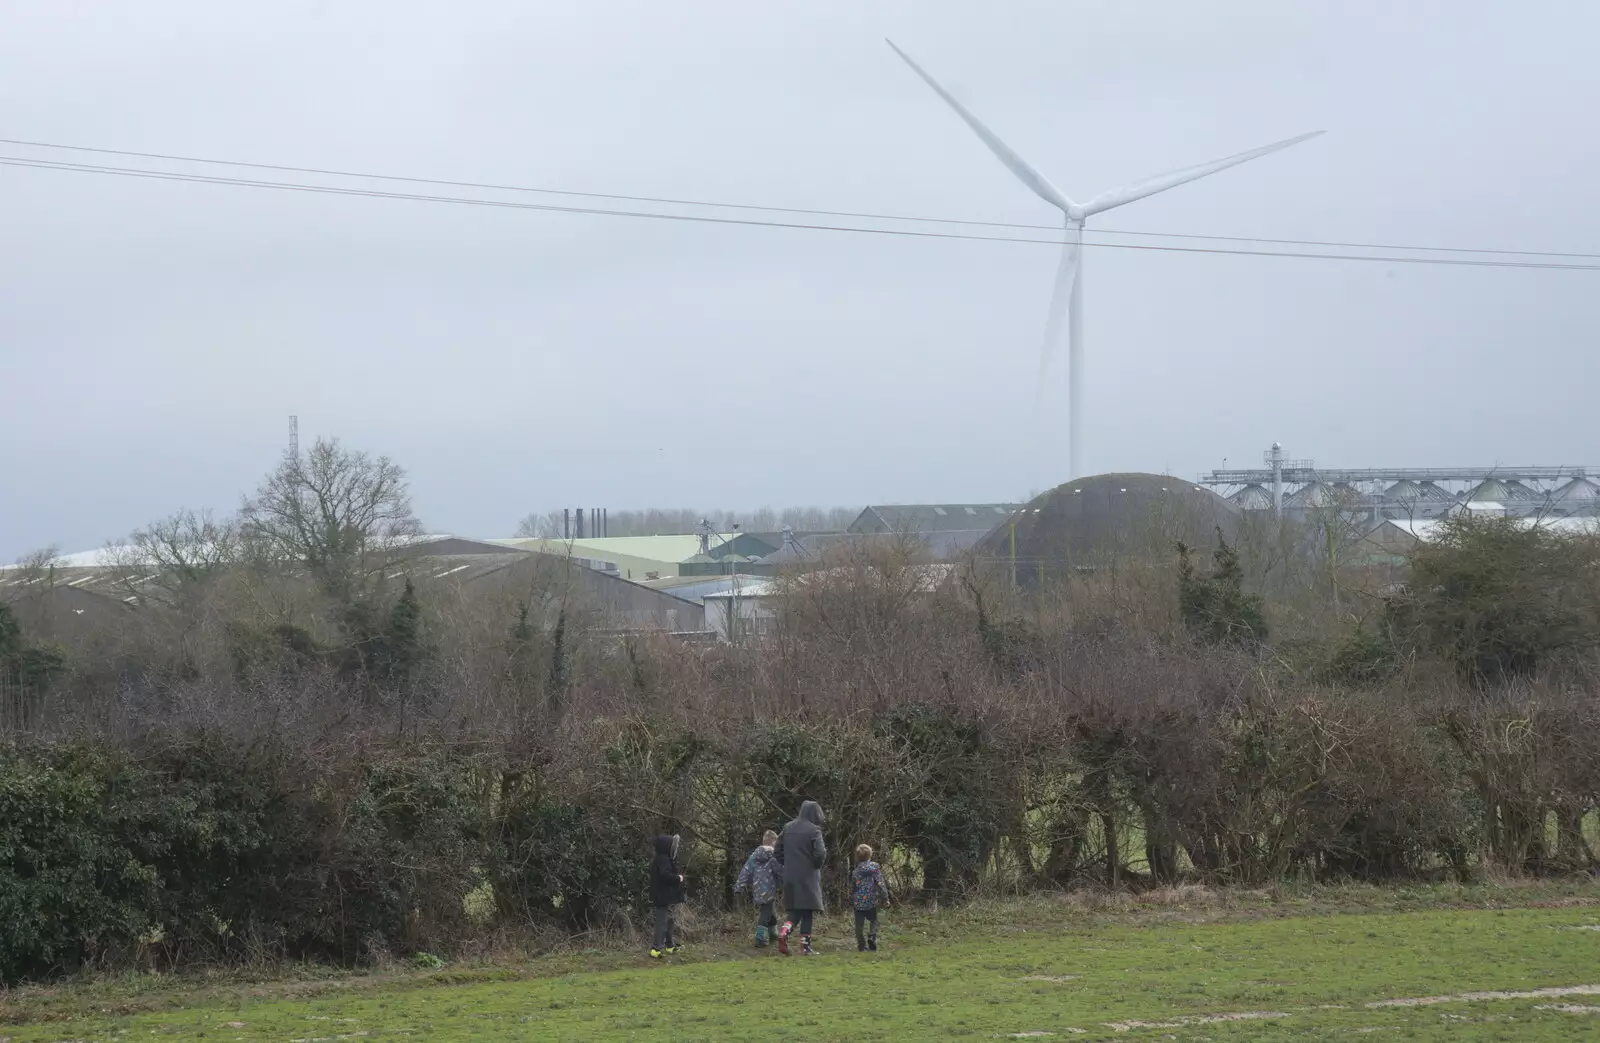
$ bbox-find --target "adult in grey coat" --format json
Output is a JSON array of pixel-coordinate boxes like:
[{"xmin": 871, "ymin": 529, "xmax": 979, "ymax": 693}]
[{"xmin": 773, "ymin": 799, "xmax": 826, "ymax": 955}]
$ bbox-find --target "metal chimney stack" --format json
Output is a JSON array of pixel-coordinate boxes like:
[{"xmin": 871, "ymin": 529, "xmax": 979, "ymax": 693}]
[{"xmin": 1269, "ymin": 442, "xmax": 1285, "ymax": 518}]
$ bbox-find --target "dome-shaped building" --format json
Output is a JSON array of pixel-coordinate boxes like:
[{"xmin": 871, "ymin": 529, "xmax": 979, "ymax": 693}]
[{"xmin": 976, "ymin": 472, "xmax": 1242, "ymax": 584}]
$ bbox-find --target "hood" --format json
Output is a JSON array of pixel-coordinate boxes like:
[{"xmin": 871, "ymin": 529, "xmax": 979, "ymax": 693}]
[
  {"xmin": 753, "ymin": 845, "xmax": 774, "ymax": 864},
  {"xmin": 799, "ymin": 800, "xmax": 825, "ymax": 827},
  {"xmin": 654, "ymin": 834, "xmax": 680, "ymax": 858}
]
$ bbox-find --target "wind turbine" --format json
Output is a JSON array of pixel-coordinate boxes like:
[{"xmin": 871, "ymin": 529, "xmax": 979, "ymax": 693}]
[{"xmin": 886, "ymin": 39, "xmax": 1321, "ymax": 480}]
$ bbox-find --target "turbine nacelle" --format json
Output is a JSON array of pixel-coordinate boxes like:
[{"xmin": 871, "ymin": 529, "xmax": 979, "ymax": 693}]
[{"xmin": 887, "ymin": 38, "xmax": 1321, "ymax": 479}]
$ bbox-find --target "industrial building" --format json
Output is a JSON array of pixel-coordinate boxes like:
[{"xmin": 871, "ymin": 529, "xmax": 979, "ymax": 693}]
[
  {"xmin": 1201, "ymin": 445, "xmax": 1599, "ymax": 523},
  {"xmin": 758, "ymin": 503, "xmax": 1021, "ymax": 567},
  {"xmin": 495, "ymin": 533, "xmax": 773, "ymax": 582},
  {"xmin": 0, "ymin": 535, "xmax": 704, "ymax": 642},
  {"xmin": 1360, "ymin": 515, "xmax": 1599, "ymax": 566},
  {"xmin": 517, "ymin": 504, "xmax": 1023, "ymax": 585}
]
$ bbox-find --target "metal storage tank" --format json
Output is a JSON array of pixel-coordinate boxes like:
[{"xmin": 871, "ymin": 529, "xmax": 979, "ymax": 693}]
[
  {"xmin": 1229, "ymin": 483, "xmax": 1274, "ymax": 510},
  {"xmin": 1465, "ymin": 478, "xmax": 1513, "ymax": 503},
  {"xmin": 1551, "ymin": 477, "xmax": 1600, "ymax": 514}
]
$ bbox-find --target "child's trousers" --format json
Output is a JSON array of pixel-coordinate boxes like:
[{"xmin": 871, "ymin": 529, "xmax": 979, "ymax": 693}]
[
  {"xmin": 756, "ymin": 900, "xmax": 777, "ymax": 931},
  {"xmin": 854, "ymin": 907, "xmax": 879, "ymax": 946},
  {"xmin": 652, "ymin": 905, "xmax": 676, "ymax": 949}
]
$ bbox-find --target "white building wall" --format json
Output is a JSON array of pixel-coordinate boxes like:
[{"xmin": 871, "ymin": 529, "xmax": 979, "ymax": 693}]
[{"xmin": 703, "ymin": 593, "xmax": 779, "ymax": 641}]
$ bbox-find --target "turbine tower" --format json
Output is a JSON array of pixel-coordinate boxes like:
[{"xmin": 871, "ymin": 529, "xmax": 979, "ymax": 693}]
[{"xmin": 887, "ymin": 40, "xmax": 1321, "ymax": 479}]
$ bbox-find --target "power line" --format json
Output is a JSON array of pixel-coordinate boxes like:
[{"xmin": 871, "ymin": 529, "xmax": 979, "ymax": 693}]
[
  {"xmin": 6, "ymin": 136, "xmax": 1598, "ymax": 263},
  {"xmin": 6, "ymin": 154, "xmax": 1600, "ymax": 272}
]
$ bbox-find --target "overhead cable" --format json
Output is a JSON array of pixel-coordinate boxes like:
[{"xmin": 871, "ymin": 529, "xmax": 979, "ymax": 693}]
[{"xmin": 6, "ymin": 154, "xmax": 1600, "ymax": 272}]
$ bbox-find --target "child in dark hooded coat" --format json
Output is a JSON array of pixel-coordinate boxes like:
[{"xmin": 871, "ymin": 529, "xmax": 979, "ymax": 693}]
[{"xmin": 648, "ymin": 833, "xmax": 685, "ymax": 958}]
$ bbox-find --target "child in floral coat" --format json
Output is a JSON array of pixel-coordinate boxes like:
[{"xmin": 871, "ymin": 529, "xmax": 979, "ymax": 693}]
[
  {"xmin": 734, "ymin": 829, "xmax": 782, "ymax": 945},
  {"xmin": 851, "ymin": 844, "xmax": 890, "ymax": 952}
]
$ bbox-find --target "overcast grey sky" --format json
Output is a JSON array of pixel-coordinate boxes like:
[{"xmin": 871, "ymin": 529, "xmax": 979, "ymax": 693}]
[{"xmin": 3, "ymin": 0, "xmax": 1597, "ymax": 559}]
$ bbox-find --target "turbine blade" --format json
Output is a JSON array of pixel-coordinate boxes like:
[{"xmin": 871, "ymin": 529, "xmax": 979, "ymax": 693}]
[
  {"xmin": 1032, "ymin": 229, "xmax": 1081, "ymax": 412},
  {"xmin": 886, "ymin": 39, "xmax": 1074, "ymax": 213},
  {"xmin": 1081, "ymin": 130, "xmax": 1323, "ymax": 216}
]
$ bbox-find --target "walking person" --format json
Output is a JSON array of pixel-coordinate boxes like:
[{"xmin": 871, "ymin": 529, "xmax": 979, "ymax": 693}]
[
  {"xmin": 851, "ymin": 844, "xmax": 890, "ymax": 951},
  {"xmin": 648, "ymin": 833, "xmax": 685, "ymax": 959},
  {"xmin": 773, "ymin": 800, "xmax": 827, "ymax": 956},
  {"xmin": 734, "ymin": 829, "xmax": 782, "ymax": 945}
]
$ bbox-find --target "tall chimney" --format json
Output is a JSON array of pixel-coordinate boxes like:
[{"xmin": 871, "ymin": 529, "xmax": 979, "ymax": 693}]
[
  {"xmin": 1270, "ymin": 443, "xmax": 1285, "ymax": 519},
  {"xmin": 602, "ymin": 507, "xmax": 608, "ymax": 538},
  {"xmin": 563, "ymin": 508, "xmax": 570, "ymax": 540},
  {"xmin": 576, "ymin": 506, "xmax": 584, "ymax": 539}
]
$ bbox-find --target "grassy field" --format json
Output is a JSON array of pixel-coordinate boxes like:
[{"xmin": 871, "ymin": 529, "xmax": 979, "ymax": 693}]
[{"xmin": 4, "ymin": 882, "xmax": 1598, "ymax": 1041}]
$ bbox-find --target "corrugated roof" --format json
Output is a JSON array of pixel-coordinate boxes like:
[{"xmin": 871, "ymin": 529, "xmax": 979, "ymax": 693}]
[
  {"xmin": 1, "ymin": 533, "xmax": 472, "ymax": 572},
  {"xmin": 0, "ymin": 547, "xmax": 127, "ymax": 570},
  {"xmin": 703, "ymin": 579, "xmax": 778, "ymax": 599},
  {"xmin": 681, "ymin": 552, "xmax": 759, "ymax": 565},
  {"xmin": 850, "ymin": 504, "xmax": 1019, "ymax": 534},
  {"xmin": 0, "ymin": 565, "xmax": 143, "ymax": 593},
  {"xmin": 647, "ymin": 576, "xmax": 756, "ymax": 602},
  {"xmin": 761, "ymin": 529, "xmax": 993, "ymax": 564},
  {"xmin": 502, "ymin": 534, "xmax": 742, "ymax": 565},
  {"xmin": 1383, "ymin": 516, "xmax": 1597, "ymax": 541},
  {"xmin": 388, "ymin": 552, "xmax": 532, "ymax": 585}
]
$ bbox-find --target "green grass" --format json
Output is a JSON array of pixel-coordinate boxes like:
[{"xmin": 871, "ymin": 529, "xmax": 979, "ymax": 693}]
[{"xmin": 4, "ymin": 882, "xmax": 1599, "ymax": 1041}]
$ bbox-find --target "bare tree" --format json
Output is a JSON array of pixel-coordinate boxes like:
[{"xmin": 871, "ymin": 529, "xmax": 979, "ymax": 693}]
[
  {"xmin": 239, "ymin": 437, "xmax": 422, "ymax": 607},
  {"xmin": 1301, "ymin": 485, "xmax": 1376, "ymax": 614},
  {"xmin": 109, "ymin": 508, "xmax": 241, "ymax": 608},
  {"xmin": 4, "ymin": 542, "xmax": 66, "ymax": 597},
  {"xmin": 514, "ymin": 510, "xmax": 566, "ymax": 539},
  {"xmin": 11, "ymin": 545, "xmax": 62, "ymax": 572}
]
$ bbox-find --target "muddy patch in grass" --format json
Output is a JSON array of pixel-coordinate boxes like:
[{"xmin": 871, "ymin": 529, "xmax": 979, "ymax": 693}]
[
  {"xmin": 1367, "ymin": 984, "xmax": 1600, "ymax": 1008},
  {"xmin": 1104, "ymin": 1011, "xmax": 1290, "ymax": 1031}
]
